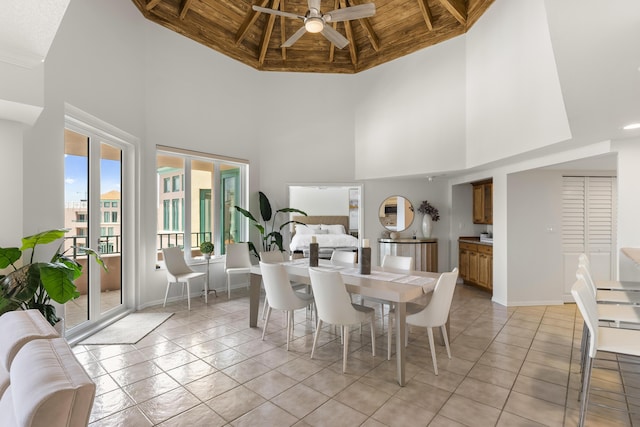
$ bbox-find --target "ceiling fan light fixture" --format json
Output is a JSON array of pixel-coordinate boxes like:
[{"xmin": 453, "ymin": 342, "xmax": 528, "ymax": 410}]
[{"xmin": 305, "ymin": 17, "xmax": 324, "ymax": 33}]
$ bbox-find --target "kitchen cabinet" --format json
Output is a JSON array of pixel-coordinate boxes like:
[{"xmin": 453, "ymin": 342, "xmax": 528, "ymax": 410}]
[
  {"xmin": 459, "ymin": 239, "xmax": 492, "ymax": 292},
  {"xmin": 472, "ymin": 180, "xmax": 493, "ymax": 224}
]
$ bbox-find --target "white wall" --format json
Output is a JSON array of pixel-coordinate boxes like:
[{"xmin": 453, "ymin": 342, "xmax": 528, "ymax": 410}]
[
  {"xmin": 353, "ymin": 36, "xmax": 467, "ymax": 180},
  {"xmin": 613, "ymin": 138, "xmax": 640, "ymax": 282},
  {"xmin": 289, "ymin": 186, "xmax": 351, "ymax": 216},
  {"xmin": 0, "ymin": 120, "xmax": 23, "ymax": 250},
  {"xmin": 506, "ymin": 169, "xmax": 563, "ymax": 305},
  {"xmin": 465, "ymin": 0, "xmax": 571, "ymax": 167}
]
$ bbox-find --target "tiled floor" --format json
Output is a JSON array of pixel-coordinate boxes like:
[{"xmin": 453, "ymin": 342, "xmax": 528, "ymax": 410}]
[{"xmin": 74, "ymin": 283, "xmax": 640, "ymax": 426}]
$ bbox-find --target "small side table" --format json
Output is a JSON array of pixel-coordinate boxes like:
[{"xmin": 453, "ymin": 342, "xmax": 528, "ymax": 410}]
[{"xmin": 204, "ymin": 256, "xmax": 217, "ymax": 301}]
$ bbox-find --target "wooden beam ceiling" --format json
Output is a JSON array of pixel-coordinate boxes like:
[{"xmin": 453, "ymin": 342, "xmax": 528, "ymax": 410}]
[{"xmin": 131, "ymin": 0, "xmax": 494, "ymax": 74}]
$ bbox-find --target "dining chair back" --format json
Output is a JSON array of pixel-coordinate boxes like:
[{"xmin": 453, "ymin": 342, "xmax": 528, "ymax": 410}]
[
  {"xmin": 260, "ymin": 251, "xmax": 285, "ymax": 263},
  {"xmin": 163, "ymin": 247, "xmax": 206, "ymax": 310},
  {"xmin": 381, "ymin": 255, "xmax": 414, "ymax": 271},
  {"xmin": 259, "ymin": 262, "xmax": 314, "ymax": 350},
  {"xmin": 225, "ymin": 243, "xmax": 252, "ymax": 299},
  {"xmin": 308, "ymin": 267, "xmax": 375, "ymax": 372},
  {"xmin": 330, "ymin": 250, "xmax": 356, "ymax": 264},
  {"xmin": 404, "ymin": 268, "xmax": 459, "ymax": 374}
]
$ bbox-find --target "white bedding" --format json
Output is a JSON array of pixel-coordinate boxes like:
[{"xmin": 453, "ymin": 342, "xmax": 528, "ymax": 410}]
[{"xmin": 289, "ymin": 233, "xmax": 358, "ymax": 252}]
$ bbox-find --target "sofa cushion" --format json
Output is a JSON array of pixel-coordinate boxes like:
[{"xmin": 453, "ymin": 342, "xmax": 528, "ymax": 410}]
[{"xmin": 1, "ymin": 338, "xmax": 95, "ymax": 427}]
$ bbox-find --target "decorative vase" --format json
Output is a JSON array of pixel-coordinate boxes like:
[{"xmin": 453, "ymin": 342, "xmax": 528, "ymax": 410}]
[{"xmin": 421, "ymin": 215, "xmax": 433, "ymax": 238}]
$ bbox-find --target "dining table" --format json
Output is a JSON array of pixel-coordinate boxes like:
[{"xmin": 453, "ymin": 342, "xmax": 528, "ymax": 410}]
[{"xmin": 248, "ymin": 259, "xmax": 441, "ymax": 386}]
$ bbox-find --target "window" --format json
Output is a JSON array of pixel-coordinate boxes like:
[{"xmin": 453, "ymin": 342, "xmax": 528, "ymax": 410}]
[
  {"xmin": 108, "ymin": 227, "xmax": 114, "ymax": 236},
  {"xmin": 103, "ymin": 212, "xmax": 110, "ymax": 223},
  {"xmin": 156, "ymin": 147, "xmax": 248, "ymax": 259},
  {"xmin": 163, "ymin": 200, "xmax": 170, "ymax": 230},
  {"xmin": 77, "ymin": 213, "xmax": 87, "ymax": 222},
  {"xmin": 163, "ymin": 177, "xmax": 170, "ymax": 193},
  {"xmin": 112, "ymin": 201, "xmax": 118, "ymax": 208},
  {"xmin": 112, "ymin": 212, "xmax": 118, "ymax": 223},
  {"xmin": 171, "ymin": 199, "xmax": 180, "ymax": 231}
]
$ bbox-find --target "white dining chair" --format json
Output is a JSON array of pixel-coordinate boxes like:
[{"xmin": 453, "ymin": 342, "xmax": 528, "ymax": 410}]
[
  {"xmin": 225, "ymin": 243, "xmax": 252, "ymax": 299},
  {"xmin": 309, "ymin": 267, "xmax": 375, "ymax": 373},
  {"xmin": 364, "ymin": 255, "xmax": 415, "ymax": 330},
  {"xmin": 388, "ymin": 268, "xmax": 458, "ymax": 374},
  {"xmin": 259, "ymin": 262, "xmax": 314, "ymax": 350},
  {"xmin": 330, "ymin": 250, "xmax": 357, "ymax": 264},
  {"xmin": 163, "ymin": 247, "xmax": 206, "ymax": 310},
  {"xmin": 571, "ymin": 277, "xmax": 640, "ymax": 427},
  {"xmin": 576, "ymin": 266, "xmax": 640, "ymax": 305},
  {"xmin": 259, "ymin": 251, "xmax": 308, "ymax": 319},
  {"xmin": 578, "ymin": 253, "xmax": 640, "ymax": 291}
]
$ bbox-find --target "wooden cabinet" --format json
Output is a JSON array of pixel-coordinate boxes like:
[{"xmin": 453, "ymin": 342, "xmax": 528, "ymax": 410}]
[
  {"xmin": 472, "ymin": 180, "xmax": 493, "ymax": 224},
  {"xmin": 378, "ymin": 239, "xmax": 438, "ymax": 272},
  {"xmin": 459, "ymin": 240, "xmax": 492, "ymax": 292}
]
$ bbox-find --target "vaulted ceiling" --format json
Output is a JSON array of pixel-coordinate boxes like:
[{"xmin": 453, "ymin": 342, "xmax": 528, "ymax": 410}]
[{"xmin": 131, "ymin": 0, "xmax": 494, "ymax": 74}]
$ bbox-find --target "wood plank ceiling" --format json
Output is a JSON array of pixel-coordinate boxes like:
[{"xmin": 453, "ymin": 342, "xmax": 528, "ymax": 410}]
[{"xmin": 131, "ymin": 0, "xmax": 494, "ymax": 74}]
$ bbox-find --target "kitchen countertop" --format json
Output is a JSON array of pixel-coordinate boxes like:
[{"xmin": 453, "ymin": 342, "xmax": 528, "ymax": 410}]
[{"xmin": 459, "ymin": 236, "xmax": 493, "ymax": 246}]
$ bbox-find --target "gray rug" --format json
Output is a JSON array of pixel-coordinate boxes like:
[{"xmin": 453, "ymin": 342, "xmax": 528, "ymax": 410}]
[{"xmin": 79, "ymin": 313, "xmax": 173, "ymax": 345}]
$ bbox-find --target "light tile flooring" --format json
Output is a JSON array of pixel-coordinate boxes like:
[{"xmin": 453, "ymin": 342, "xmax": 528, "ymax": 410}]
[{"xmin": 74, "ymin": 284, "xmax": 640, "ymax": 426}]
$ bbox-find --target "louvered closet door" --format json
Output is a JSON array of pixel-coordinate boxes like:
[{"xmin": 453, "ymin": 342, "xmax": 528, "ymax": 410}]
[{"xmin": 562, "ymin": 176, "xmax": 617, "ymax": 298}]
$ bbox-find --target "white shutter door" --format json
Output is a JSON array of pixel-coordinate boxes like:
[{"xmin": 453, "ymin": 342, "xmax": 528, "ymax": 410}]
[{"xmin": 561, "ymin": 176, "xmax": 616, "ymax": 298}]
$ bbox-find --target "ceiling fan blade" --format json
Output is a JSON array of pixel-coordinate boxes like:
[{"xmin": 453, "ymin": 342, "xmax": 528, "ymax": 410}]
[
  {"xmin": 282, "ymin": 26, "xmax": 308, "ymax": 48},
  {"xmin": 308, "ymin": 0, "xmax": 321, "ymax": 12},
  {"xmin": 324, "ymin": 3, "xmax": 375, "ymax": 22},
  {"xmin": 252, "ymin": 5, "xmax": 303, "ymax": 20},
  {"xmin": 321, "ymin": 25, "xmax": 349, "ymax": 49}
]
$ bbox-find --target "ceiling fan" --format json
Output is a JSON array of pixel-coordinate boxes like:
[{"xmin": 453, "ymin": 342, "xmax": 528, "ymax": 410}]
[{"xmin": 252, "ymin": 0, "xmax": 376, "ymax": 49}]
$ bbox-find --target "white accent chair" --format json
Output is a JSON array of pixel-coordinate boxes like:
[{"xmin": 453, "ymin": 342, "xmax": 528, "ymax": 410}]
[
  {"xmin": 388, "ymin": 268, "xmax": 459, "ymax": 374},
  {"xmin": 0, "ymin": 338, "xmax": 96, "ymax": 427},
  {"xmin": 225, "ymin": 243, "xmax": 252, "ymax": 299},
  {"xmin": 162, "ymin": 247, "xmax": 206, "ymax": 310},
  {"xmin": 260, "ymin": 262, "xmax": 315, "ymax": 350},
  {"xmin": 571, "ymin": 277, "xmax": 640, "ymax": 427},
  {"xmin": 0, "ymin": 310, "xmax": 59, "ymax": 399},
  {"xmin": 309, "ymin": 267, "xmax": 375, "ymax": 373}
]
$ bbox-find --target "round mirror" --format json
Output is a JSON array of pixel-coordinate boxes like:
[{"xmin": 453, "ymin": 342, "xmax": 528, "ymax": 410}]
[{"xmin": 378, "ymin": 196, "xmax": 415, "ymax": 232}]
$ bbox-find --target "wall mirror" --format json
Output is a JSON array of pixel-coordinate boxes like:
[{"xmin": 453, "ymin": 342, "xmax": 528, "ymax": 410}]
[
  {"xmin": 379, "ymin": 196, "xmax": 414, "ymax": 231},
  {"xmin": 288, "ymin": 183, "xmax": 362, "ymax": 238}
]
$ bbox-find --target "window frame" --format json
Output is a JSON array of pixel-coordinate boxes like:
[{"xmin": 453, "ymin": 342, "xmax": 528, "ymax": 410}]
[{"xmin": 156, "ymin": 145, "xmax": 249, "ymax": 260}]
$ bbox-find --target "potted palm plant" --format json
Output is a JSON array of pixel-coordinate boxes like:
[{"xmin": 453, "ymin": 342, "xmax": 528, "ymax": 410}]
[
  {"xmin": 234, "ymin": 191, "xmax": 307, "ymax": 258},
  {"xmin": 0, "ymin": 229, "xmax": 105, "ymax": 326}
]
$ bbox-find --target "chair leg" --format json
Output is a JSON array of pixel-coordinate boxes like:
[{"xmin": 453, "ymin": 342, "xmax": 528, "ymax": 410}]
[
  {"xmin": 311, "ymin": 319, "xmax": 323, "ymax": 359},
  {"xmin": 262, "ymin": 294, "xmax": 269, "ymax": 320},
  {"xmin": 387, "ymin": 314, "xmax": 393, "ymax": 361},
  {"xmin": 579, "ymin": 355, "xmax": 593, "ymax": 427},
  {"xmin": 186, "ymin": 280, "xmax": 191, "ymax": 311},
  {"xmin": 427, "ymin": 327, "xmax": 438, "ymax": 375},
  {"xmin": 163, "ymin": 281, "xmax": 172, "ymax": 307},
  {"xmin": 262, "ymin": 306, "xmax": 272, "ymax": 341},
  {"xmin": 286, "ymin": 311, "xmax": 291, "ymax": 351},
  {"xmin": 370, "ymin": 314, "xmax": 376, "ymax": 357},
  {"xmin": 441, "ymin": 325, "xmax": 451, "ymax": 359},
  {"xmin": 343, "ymin": 325, "xmax": 350, "ymax": 373},
  {"xmin": 227, "ymin": 273, "xmax": 231, "ymax": 299}
]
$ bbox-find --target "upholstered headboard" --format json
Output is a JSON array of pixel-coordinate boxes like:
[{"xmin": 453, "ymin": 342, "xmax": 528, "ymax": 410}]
[{"xmin": 291, "ymin": 215, "xmax": 349, "ymax": 236}]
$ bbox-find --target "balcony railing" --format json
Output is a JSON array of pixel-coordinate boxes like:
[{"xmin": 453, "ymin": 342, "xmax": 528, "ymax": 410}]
[{"xmin": 65, "ymin": 232, "xmax": 213, "ymax": 258}]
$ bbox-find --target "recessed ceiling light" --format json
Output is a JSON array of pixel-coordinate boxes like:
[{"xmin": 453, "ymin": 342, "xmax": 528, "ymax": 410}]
[{"xmin": 623, "ymin": 123, "xmax": 640, "ymax": 130}]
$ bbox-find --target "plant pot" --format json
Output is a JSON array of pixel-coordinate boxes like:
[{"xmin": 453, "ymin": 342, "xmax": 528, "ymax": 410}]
[
  {"xmin": 204, "ymin": 253, "xmax": 211, "ymax": 260},
  {"xmin": 421, "ymin": 215, "xmax": 433, "ymax": 238}
]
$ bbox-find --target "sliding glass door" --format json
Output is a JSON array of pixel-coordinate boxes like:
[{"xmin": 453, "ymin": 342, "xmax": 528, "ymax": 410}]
[{"xmin": 64, "ymin": 128, "xmax": 127, "ymax": 332}]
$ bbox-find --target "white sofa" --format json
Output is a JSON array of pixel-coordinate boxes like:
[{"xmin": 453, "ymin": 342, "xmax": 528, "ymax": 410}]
[{"xmin": 0, "ymin": 310, "xmax": 95, "ymax": 426}]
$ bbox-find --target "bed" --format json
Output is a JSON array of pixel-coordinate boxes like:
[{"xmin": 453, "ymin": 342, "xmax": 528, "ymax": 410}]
[{"xmin": 289, "ymin": 215, "xmax": 359, "ymax": 255}]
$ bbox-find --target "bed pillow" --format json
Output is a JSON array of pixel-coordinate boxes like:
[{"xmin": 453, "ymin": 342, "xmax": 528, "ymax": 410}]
[
  {"xmin": 321, "ymin": 224, "xmax": 346, "ymax": 234},
  {"xmin": 295, "ymin": 224, "xmax": 321, "ymax": 234}
]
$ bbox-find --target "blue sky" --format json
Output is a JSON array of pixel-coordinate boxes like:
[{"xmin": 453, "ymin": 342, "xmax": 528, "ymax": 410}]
[{"xmin": 64, "ymin": 155, "xmax": 121, "ymax": 202}]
